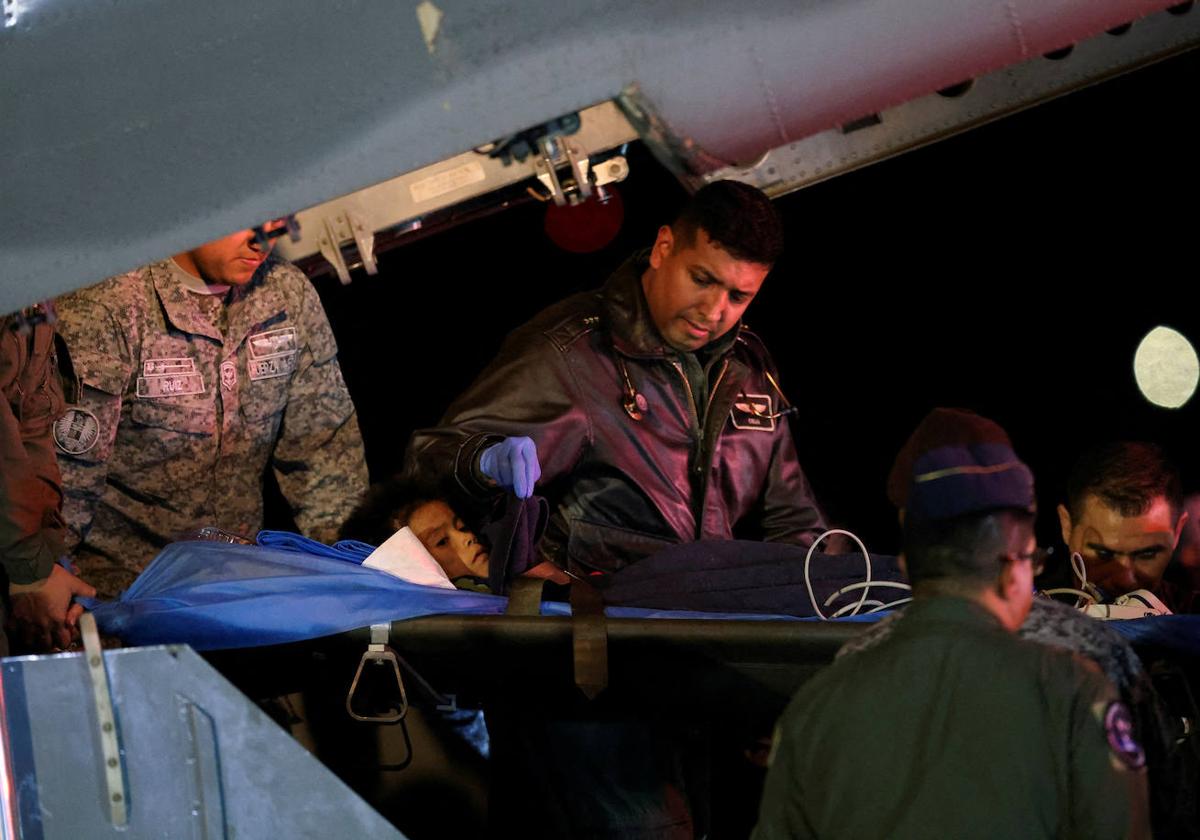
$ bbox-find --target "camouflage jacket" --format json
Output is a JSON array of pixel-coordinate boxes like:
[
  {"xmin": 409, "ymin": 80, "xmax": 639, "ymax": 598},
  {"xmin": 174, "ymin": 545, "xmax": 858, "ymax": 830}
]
[
  {"xmin": 0, "ymin": 308, "xmax": 67, "ymax": 585},
  {"xmin": 54, "ymin": 259, "xmax": 367, "ymax": 597}
]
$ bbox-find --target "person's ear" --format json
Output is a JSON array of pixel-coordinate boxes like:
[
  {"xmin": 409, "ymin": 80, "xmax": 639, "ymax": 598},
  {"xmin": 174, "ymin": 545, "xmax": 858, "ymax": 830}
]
[
  {"xmin": 648, "ymin": 225, "xmax": 674, "ymax": 270},
  {"xmin": 1172, "ymin": 509, "xmax": 1189, "ymax": 551},
  {"xmin": 1057, "ymin": 503, "xmax": 1073, "ymax": 546}
]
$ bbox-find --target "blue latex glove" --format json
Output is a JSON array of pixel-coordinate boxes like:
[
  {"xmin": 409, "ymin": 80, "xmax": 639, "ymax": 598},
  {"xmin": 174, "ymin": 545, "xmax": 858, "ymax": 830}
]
[{"xmin": 478, "ymin": 436, "xmax": 541, "ymax": 499}]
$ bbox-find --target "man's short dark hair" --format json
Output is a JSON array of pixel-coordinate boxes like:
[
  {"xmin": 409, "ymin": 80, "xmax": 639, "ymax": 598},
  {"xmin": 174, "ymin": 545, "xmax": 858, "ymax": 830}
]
[
  {"xmin": 671, "ymin": 180, "xmax": 784, "ymax": 266},
  {"xmin": 903, "ymin": 509, "xmax": 1035, "ymax": 595},
  {"xmin": 338, "ymin": 477, "xmax": 440, "ymax": 546},
  {"xmin": 1066, "ymin": 441, "xmax": 1182, "ymax": 520}
]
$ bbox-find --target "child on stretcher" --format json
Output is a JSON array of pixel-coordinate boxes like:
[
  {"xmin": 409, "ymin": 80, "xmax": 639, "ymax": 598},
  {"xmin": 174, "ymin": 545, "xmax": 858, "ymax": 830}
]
[{"xmin": 339, "ymin": 478, "xmax": 563, "ymax": 592}]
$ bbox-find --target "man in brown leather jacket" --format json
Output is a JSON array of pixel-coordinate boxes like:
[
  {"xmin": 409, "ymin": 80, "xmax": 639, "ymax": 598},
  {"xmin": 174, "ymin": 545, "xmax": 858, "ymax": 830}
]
[{"xmin": 407, "ymin": 181, "xmax": 826, "ymax": 576}]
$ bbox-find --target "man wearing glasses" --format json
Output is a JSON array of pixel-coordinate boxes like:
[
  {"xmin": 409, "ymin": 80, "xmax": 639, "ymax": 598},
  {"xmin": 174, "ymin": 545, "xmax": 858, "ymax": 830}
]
[
  {"xmin": 54, "ymin": 221, "xmax": 367, "ymax": 598},
  {"xmin": 753, "ymin": 408, "xmax": 1150, "ymax": 839}
]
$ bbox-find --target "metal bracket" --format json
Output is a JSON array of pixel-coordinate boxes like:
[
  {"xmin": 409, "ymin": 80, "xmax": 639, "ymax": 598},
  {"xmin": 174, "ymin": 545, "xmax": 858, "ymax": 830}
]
[
  {"xmin": 345, "ymin": 623, "xmax": 409, "ymax": 724},
  {"xmin": 81, "ymin": 612, "xmax": 128, "ymax": 826},
  {"xmin": 535, "ymin": 136, "xmax": 593, "ymax": 206},
  {"xmin": 317, "ymin": 210, "xmax": 378, "ymax": 285}
]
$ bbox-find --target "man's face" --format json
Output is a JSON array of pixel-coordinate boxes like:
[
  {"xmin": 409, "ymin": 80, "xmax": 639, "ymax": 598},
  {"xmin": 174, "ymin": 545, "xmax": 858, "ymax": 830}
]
[
  {"xmin": 642, "ymin": 225, "xmax": 769, "ymax": 352},
  {"xmin": 406, "ymin": 500, "xmax": 490, "ymax": 580},
  {"xmin": 175, "ymin": 220, "xmax": 285, "ymax": 286},
  {"xmin": 1058, "ymin": 494, "xmax": 1185, "ymax": 596}
]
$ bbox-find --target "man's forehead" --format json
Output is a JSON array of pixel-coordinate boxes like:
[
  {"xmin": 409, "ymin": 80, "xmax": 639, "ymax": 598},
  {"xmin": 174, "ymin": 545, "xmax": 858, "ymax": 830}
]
[
  {"xmin": 1076, "ymin": 494, "xmax": 1177, "ymax": 546},
  {"xmin": 688, "ymin": 232, "xmax": 770, "ymax": 289}
]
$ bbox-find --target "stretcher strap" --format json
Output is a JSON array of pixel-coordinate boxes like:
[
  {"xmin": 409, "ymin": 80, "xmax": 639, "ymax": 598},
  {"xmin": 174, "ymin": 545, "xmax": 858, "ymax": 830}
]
[
  {"xmin": 569, "ymin": 578, "xmax": 608, "ymax": 700},
  {"xmin": 505, "ymin": 577, "xmax": 546, "ymax": 616}
]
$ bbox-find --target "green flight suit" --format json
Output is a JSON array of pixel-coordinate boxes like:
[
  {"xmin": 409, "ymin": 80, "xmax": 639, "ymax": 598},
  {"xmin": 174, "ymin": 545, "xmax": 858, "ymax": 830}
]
[{"xmin": 753, "ymin": 597, "xmax": 1150, "ymax": 840}]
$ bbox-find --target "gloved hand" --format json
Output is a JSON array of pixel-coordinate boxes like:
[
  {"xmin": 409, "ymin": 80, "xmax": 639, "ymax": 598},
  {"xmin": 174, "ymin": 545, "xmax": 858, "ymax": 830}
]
[{"xmin": 478, "ymin": 436, "xmax": 541, "ymax": 499}]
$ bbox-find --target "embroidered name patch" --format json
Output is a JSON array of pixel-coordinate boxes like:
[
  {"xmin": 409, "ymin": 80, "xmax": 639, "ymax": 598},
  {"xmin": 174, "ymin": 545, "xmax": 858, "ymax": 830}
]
[
  {"xmin": 730, "ymin": 394, "xmax": 775, "ymax": 432},
  {"xmin": 137, "ymin": 372, "xmax": 206, "ymax": 398},
  {"xmin": 248, "ymin": 354, "xmax": 298, "ymax": 381},
  {"xmin": 53, "ymin": 407, "xmax": 100, "ymax": 455},
  {"xmin": 247, "ymin": 327, "xmax": 298, "ymax": 381}
]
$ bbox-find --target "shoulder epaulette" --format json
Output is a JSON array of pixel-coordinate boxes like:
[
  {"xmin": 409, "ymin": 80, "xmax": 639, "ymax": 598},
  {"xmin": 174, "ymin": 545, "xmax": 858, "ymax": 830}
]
[{"xmin": 543, "ymin": 304, "xmax": 603, "ymax": 352}]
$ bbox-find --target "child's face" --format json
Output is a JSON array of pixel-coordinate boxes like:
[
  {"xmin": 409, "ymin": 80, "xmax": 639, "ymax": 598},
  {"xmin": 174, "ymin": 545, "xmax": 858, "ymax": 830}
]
[{"xmin": 407, "ymin": 500, "xmax": 490, "ymax": 579}]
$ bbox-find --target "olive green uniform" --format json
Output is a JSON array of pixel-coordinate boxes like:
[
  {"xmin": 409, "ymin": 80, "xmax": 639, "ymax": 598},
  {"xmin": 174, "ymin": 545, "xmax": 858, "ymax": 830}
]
[{"xmin": 753, "ymin": 597, "xmax": 1149, "ymax": 840}]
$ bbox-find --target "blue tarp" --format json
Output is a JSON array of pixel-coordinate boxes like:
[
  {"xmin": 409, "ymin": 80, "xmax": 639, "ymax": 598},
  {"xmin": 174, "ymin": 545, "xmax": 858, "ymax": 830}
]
[
  {"xmin": 90, "ymin": 541, "xmax": 846, "ymax": 651},
  {"xmin": 90, "ymin": 540, "xmax": 1200, "ymax": 656}
]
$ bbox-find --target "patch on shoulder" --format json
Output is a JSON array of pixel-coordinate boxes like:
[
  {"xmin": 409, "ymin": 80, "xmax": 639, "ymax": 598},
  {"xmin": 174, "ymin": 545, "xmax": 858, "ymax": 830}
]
[
  {"xmin": 54, "ymin": 407, "xmax": 100, "ymax": 455},
  {"xmin": 1103, "ymin": 701, "xmax": 1146, "ymax": 770}
]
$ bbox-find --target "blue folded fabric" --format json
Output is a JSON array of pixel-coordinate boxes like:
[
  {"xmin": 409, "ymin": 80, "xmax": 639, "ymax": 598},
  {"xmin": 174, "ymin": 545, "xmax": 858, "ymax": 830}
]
[
  {"xmin": 255, "ymin": 529, "xmax": 376, "ymax": 562},
  {"xmin": 89, "ymin": 540, "xmax": 848, "ymax": 651}
]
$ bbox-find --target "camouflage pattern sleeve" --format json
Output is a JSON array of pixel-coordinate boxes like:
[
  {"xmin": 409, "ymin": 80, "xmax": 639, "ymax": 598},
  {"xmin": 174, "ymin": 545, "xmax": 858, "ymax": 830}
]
[
  {"xmin": 271, "ymin": 270, "xmax": 367, "ymax": 544},
  {"xmin": 52, "ymin": 286, "xmax": 134, "ymax": 555}
]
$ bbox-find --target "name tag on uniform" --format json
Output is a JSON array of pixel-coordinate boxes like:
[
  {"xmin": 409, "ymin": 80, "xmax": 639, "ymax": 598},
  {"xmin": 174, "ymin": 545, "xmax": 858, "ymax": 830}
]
[
  {"xmin": 730, "ymin": 394, "xmax": 775, "ymax": 432},
  {"xmin": 247, "ymin": 326, "xmax": 298, "ymax": 381},
  {"xmin": 248, "ymin": 327, "xmax": 297, "ymax": 359},
  {"xmin": 248, "ymin": 354, "xmax": 298, "ymax": 381},
  {"xmin": 143, "ymin": 357, "xmax": 196, "ymax": 376},
  {"xmin": 137, "ymin": 372, "xmax": 206, "ymax": 398}
]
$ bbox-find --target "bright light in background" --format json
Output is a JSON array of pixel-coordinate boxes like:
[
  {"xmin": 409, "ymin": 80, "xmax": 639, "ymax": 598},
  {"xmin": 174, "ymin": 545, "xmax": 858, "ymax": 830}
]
[{"xmin": 1134, "ymin": 326, "xmax": 1199, "ymax": 409}]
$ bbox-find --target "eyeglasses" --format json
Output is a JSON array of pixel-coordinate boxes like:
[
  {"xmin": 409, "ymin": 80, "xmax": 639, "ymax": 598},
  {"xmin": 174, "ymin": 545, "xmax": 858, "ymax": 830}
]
[{"xmin": 1015, "ymin": 547, "xmax": 1048, "ymax": 577}]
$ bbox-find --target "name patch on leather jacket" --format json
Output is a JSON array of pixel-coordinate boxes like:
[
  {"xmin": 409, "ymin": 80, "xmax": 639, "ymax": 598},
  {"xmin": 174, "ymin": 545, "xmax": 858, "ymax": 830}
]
[{"xmin": 730, "ymin": 394, "xmax": 775, "ymax": 431}]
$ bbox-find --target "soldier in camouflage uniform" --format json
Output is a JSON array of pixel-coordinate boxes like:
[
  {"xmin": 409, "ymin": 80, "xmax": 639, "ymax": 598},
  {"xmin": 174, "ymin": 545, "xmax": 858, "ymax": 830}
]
[
  {"xmin": 1, "ymin": 305, "xmax": 96, "ymax": 652},
  {"xmin": 54, "ymin": 221, "xmax": 368, "ymax": 598}
]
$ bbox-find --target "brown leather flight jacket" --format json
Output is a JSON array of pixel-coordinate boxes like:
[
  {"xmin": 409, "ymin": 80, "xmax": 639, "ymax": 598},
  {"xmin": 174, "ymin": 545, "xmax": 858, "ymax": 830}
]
[{"xmin": 407, "ymin": 254, "xmax": 827, "ymax": 574}]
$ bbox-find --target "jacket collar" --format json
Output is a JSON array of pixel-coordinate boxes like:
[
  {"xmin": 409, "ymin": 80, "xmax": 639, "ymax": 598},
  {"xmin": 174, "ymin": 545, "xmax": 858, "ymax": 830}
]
[
  {"xmin": 893, "ymin": 595, "xmax": 1008, "ymax": 635},
  {"xmin": 150, "ymin": 258, "xmax": 284, "ymax": 352},
  {"xmin": 150, "ymin": 260, "xmax": 224, "ymax": 342}
]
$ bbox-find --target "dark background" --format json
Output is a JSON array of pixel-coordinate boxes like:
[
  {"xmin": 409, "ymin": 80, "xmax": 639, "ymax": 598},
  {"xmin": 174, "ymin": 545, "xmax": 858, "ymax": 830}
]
[{"xmin": 309, "ymin": 46, "xmax": 1200, "ymax": 558}]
